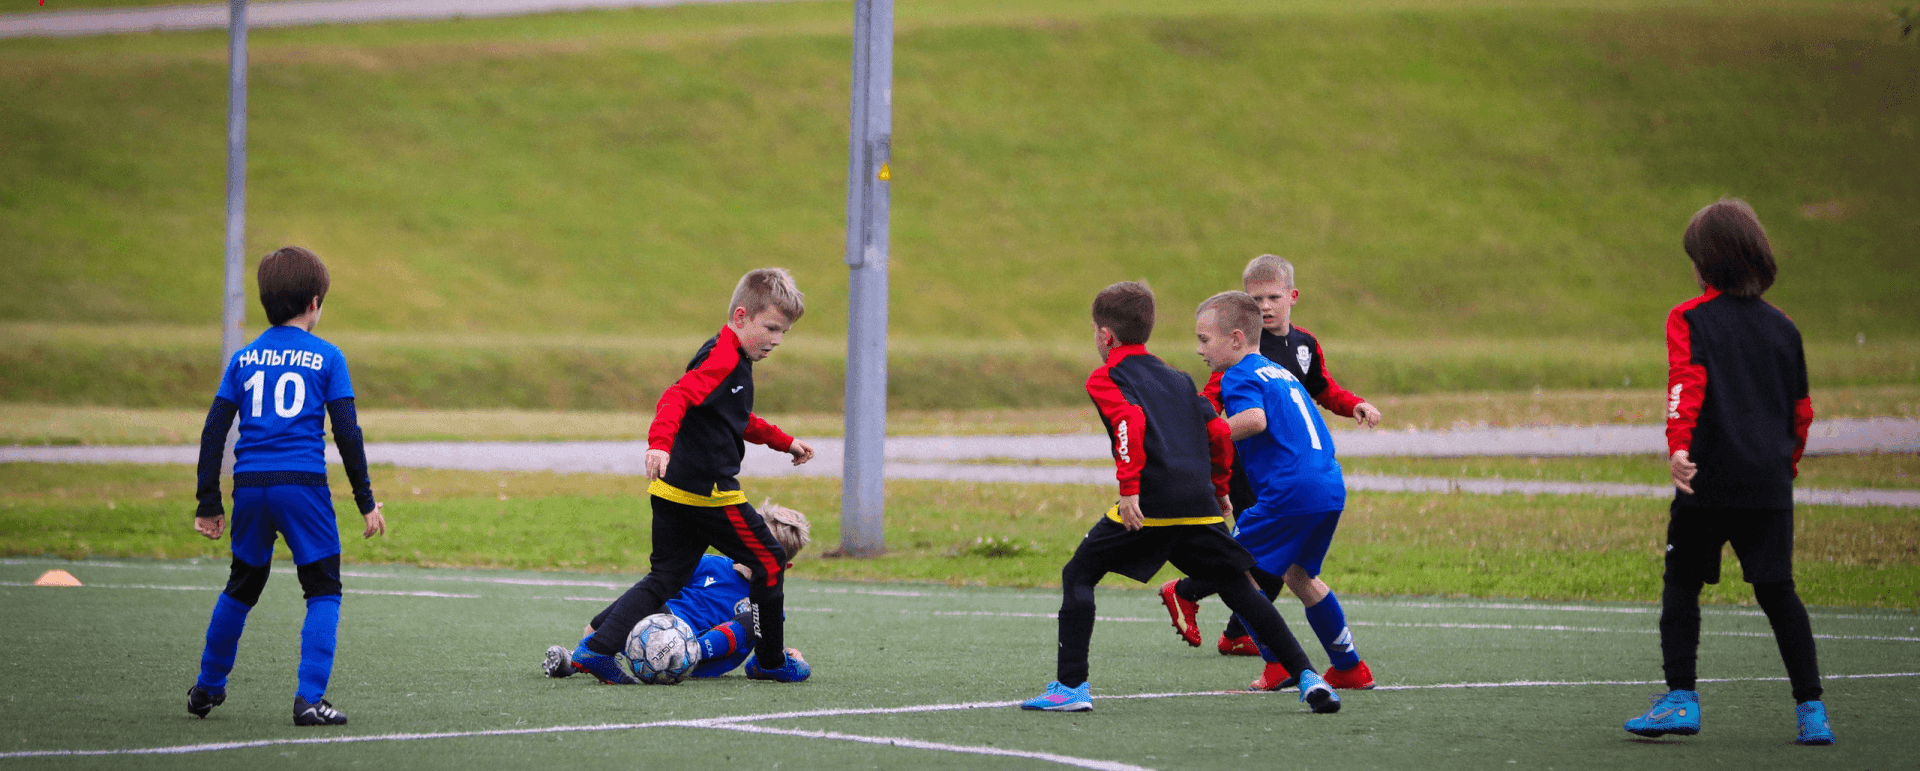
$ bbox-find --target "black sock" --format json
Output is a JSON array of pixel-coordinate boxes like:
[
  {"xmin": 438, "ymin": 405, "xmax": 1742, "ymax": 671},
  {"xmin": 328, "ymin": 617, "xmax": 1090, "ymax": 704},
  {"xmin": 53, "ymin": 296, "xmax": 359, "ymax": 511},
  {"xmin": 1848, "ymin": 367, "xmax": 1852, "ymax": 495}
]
[
  {"xmin": 1055, "ymin": 565, "xmax": 1100, "ymax": 688},
  {"xmin": 1221, "ymin": 568, "xmax": 1285, "ymax": 639},
  {"xmin": 1218, "ymin": 574, "xmax": 1312, "ymax": 676},
  {"xmin": 1659, "ymin": 574, "xmax": 1704, "ymax": 692},
  {"xmin": 1754, "ymin": 579, "xmax": 1823, "ymax": 703}
]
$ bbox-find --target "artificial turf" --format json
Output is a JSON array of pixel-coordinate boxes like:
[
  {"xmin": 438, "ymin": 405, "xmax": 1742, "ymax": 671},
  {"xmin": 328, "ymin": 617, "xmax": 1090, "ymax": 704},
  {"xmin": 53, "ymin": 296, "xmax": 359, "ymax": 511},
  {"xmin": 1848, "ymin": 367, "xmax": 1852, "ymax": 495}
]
[{"xmin": 1, "ymin": 556, "xmax": 1915, "ymax": 769}]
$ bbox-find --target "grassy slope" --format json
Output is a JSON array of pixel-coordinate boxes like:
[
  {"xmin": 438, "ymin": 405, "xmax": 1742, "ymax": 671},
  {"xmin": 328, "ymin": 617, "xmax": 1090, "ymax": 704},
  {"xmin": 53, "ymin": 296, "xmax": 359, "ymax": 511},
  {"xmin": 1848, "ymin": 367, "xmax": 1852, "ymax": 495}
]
[
  {"xmin": 4, "ymin": 462, "xmax": 1913, "ymax": 607},
  {"xmin": 1, "ymin": 0, "xmax": 1913, "ymax": 347}
]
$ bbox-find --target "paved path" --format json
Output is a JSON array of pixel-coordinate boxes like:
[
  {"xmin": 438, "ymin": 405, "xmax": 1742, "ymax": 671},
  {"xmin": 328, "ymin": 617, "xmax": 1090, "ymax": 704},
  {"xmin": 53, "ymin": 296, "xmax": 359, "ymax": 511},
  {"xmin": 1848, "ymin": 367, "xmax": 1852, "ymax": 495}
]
[
  {"xmin": 0, "ymin": 0, "xmax": 774, "ymax": 39},
  {"xmin": 7, "ymin": 418, "xmax": 1916, "ymax": 507}
]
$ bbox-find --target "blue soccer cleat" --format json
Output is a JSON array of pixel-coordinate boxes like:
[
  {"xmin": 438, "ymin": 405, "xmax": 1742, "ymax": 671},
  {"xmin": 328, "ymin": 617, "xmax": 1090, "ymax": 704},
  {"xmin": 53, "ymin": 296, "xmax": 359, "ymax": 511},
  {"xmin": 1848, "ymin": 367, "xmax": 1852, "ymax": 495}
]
[
  {"xmin": 1794, "ymin": 701, "xmax": 1835, "ymax": 745},
  {"xmin": 1624, "ymin": 690, "xmax": 1700, "ymax": 737},
  {"xmin": 569, "ymin": 639, "xmax": 638, "ymax": 685},
  {"xmin": 744, "ymin": 648, "xmax": 812, "ymax": 683},
  {"xmin": 1021, "ymin": 681, "xmax": 1092, "ymax": 712},
  {"xmin": 1296, "ymin": 670, "xmax": 1340, "ymax": 714}
]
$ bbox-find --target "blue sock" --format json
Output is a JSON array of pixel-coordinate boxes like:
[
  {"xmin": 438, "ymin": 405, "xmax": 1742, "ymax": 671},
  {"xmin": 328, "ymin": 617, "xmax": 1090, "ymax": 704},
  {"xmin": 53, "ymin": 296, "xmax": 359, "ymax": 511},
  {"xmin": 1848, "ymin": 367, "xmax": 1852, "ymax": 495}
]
[
  {"xmin": 297, "ymin": 595, "xmax": 341, "ymax": 703},
  {"xmin": 1304, "ymin": 593, "xmax": 1360, "ymax": 670},
  {"xmin": 196, "ymin": 593, "xmax": 251, "ymax": 691},
  {"xmin": 696, "ymin": 621, "xmax": 750, "ymax": 661}
]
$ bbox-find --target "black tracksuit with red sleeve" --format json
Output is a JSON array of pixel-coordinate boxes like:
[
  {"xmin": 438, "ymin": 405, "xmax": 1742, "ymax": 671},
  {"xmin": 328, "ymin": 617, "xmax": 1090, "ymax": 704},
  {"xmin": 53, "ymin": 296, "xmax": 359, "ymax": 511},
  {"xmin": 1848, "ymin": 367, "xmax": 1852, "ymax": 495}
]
[
  {"xmin": 1665, "ymin": 287, "xmax": 1813, "ymax": 509},
  {"xmin": 585, "ymin": 323, "xmax": 797, "ymax": 664},
  {"xmin": 1658, "ymin": 286, "xmax": 1822, "ymax": 704}
]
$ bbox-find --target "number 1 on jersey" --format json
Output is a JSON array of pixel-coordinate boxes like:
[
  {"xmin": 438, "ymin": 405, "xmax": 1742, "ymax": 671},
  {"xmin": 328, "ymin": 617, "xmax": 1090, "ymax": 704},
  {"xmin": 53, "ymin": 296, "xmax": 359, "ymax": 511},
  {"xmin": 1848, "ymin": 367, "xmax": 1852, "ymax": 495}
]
[{"xmin": 1289, "ymin": 388, "xmax": 1323, "ymax": 450}]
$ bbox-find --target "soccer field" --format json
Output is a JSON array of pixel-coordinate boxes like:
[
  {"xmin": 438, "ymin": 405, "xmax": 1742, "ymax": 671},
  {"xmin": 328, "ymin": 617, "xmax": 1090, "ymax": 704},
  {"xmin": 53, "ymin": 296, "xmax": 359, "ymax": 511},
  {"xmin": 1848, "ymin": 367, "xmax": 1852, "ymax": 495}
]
[{"xmin": 3, "ymin": 557, "xmax": 1914, "ymax": 769}]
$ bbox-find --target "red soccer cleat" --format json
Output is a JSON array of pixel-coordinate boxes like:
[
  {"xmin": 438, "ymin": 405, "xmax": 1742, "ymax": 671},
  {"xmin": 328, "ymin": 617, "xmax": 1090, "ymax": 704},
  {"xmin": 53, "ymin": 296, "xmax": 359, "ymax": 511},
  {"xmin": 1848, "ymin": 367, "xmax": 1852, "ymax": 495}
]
[
  {"xmin": 1217, "ymin": 634, "xmax": 1261, "ymax": 656},
  {"xmin": 1323, "ymin": 661, "xmax": 1376, "ymax": 690},
  {"xmin": 1249, "ymin": 662, "xmax": 1296, "ymax": 691},
  {"xmin": 1158, "ymin": 580, "xmax": 1201, "ymax": 647}
]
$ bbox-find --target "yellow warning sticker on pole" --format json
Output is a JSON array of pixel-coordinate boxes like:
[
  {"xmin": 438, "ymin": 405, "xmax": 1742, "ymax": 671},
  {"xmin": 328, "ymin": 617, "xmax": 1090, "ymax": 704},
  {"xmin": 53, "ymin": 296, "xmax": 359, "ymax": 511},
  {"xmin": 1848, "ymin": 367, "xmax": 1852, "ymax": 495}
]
[
  {"xmin": 878, "ymin": 163, "xmax": 891, "ymax": 181},
  {"xmin": 33, "ymin": 569, "xmax": 82, "ymax": 587}
]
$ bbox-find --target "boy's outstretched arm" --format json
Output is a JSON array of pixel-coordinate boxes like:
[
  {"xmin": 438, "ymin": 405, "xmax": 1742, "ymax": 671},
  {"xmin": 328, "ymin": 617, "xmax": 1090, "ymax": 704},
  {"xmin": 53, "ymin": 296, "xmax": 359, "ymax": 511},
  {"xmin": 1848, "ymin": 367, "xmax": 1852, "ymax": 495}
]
[
  {"xmin": 193, "ymin": 397, "xmax": 239, "ymax": 540},
  {"xmin": 1087, "ymin": 366, "xmax": 1147, "ymax": 529},
  {"xmin": 746, "ymin": 413, "xmax": 813, "ymax": 466},
  {"xmin": 327, "ymin": 398, "xmax": 385, "ymax": 537}
]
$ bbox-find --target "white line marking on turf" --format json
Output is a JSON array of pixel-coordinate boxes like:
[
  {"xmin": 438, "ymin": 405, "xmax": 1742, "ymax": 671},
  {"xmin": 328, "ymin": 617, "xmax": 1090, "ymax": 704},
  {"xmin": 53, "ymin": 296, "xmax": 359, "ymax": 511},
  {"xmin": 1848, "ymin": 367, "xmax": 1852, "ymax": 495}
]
[
  {"xmin": 699, "ymin": 724, "xmax": 1155, "ymax": 771},
  {"xmin": 0, "ymin": 582, "xmax": 481, "ymax": 599},
  {"xmin": 5, "ymin": 672, "xmax": 1915, "ymax": 761}
]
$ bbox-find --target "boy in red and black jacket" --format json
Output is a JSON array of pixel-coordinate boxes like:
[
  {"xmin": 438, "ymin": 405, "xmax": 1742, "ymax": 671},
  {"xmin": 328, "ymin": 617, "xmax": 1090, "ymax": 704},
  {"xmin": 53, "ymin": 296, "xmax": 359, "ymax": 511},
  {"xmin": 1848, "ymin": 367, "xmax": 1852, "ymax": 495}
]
[
  {"xmin": 1021, "ymin": 281, "xmax": 1338, "ymax": 715},
  {"xmin": 1622, "ymin": 199, "xmax": 1832, "ymax": 745},
  {"xmin": 568, "ymin": 268, "xmax": 818, "ymax": 685}
]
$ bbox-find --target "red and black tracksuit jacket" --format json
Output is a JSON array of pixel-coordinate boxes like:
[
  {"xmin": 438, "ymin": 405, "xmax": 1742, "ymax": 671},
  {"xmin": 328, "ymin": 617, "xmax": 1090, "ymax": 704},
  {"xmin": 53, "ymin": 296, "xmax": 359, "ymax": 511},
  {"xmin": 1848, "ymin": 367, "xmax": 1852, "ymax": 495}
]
[
  {"xmin": 1203, "ymin": 325, "xmax": 1365, "ymax": 416},
  {"xmin": 1666, "ymin": 288, "xmax": 1813, "ymax": 509},
  {"xmin": 647, "ymin": 324, "xmax": 795, "ymax": 505},
  {"xmin": 1087, "ymin": 344, "xmax": 1235, "ymax": 523}
]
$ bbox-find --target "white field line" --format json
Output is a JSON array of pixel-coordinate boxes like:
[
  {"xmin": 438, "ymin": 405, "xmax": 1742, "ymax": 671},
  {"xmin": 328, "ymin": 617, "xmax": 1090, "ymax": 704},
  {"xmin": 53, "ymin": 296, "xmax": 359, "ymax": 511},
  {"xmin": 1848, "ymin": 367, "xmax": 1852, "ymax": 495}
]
[
  {"xmin": 700, "ymin": 723, "xmax": 1157, "ymax": 771},
  {"xmin": 3, "ymin": 672, "xmax": 1915, "ymax": 762},
  {"xmin": 0, "ymin": 582, "xmax": 479, "ymax": 599}
]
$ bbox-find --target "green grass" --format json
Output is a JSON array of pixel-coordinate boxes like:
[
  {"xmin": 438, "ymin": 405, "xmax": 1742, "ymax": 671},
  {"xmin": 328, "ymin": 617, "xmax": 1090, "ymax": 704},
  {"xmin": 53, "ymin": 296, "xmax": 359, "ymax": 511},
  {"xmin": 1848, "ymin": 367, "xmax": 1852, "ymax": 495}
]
[
  {"xmin": 1, "ymin": 0, "xmax": 1914, "ymax": 348},
  {"xmin": 1342, "ymin": 453, "xmax": 1920, "ymax": 491},
  {"xmin": 4, "ymin": 556, "xmax": 1916, "ymax": 769},
  {"xmin": 4, "ymin": 462, "xmax": 1914, "ymax": 607},
  {"xmin": 4, "ymin": 383, "xmax": 1911, "ymax": 446},
  {"xmin": 4, "ymin": 320, "xmax": 1916, "ymax": 411}
]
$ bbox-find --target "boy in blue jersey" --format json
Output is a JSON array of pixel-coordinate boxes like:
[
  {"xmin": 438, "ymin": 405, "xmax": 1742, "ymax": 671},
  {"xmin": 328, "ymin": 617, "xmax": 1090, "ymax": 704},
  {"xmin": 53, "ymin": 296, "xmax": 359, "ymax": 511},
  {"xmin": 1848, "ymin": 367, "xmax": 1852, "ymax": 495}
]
[
  {"xmin": 542, "ymin": 502, "xmax": 811, "ymax": 681},
  {"xmin": 187, "ymin": 246, "xmax": 386, "ymax": 726},
  {"xmin": 1165, "ymin": 291, "xmax": 1374, "ymax": 691}
]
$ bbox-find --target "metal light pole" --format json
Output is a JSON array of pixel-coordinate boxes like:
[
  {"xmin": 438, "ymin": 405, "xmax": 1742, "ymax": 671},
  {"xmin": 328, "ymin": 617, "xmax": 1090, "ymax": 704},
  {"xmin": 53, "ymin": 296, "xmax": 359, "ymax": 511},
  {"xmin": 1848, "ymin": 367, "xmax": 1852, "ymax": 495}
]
[
  {"xmin": 220, "ymin": 0, "xmax": 247, "ymax": 472},
  {"xmin": 839, "ymin": 0, "xmax": 892, "ymax": 557},
  {"xmin": 221, "ymin": 0, "xmax": 248, "ymax": 364}
]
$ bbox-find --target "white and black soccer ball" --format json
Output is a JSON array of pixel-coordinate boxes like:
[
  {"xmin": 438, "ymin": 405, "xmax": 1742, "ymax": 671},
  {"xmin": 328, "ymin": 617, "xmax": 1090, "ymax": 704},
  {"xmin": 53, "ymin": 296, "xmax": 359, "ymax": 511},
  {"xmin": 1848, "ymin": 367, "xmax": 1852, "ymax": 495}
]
[{"xmin": 625, "ymin": 613, "xmax": 701, "ymax": 685}]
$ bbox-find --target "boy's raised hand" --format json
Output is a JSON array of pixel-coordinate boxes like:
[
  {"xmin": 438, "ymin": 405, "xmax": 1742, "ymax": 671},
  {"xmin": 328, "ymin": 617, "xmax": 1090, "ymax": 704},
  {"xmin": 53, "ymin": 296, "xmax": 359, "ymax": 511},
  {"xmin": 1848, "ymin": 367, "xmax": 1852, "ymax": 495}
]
[
  {"xmin": 362, "ymin": 503, "xmax": 386, "ymax": 538},
  {"xmin": 1353, "ymin": 402, "xmax": 1382, "ymax": 428},
  {"xmin": 194, "ymin": 515, "xmax": 225, "ymax": 540},
  {"xmin": 786, "ymin": 439, "xmax": 815, "ymax": 466},
  {"xmin": 645, "ymin": 449, "xmax": 670, "ymax": 480}
]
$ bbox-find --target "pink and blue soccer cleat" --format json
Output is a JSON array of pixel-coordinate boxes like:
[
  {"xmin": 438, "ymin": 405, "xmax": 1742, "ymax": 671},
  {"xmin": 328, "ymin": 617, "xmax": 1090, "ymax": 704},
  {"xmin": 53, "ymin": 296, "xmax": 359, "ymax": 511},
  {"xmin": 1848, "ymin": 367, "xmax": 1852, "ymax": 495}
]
[{"xmin": 1021, "ymin": 681, "xmax": 1092, "ymax": 712}]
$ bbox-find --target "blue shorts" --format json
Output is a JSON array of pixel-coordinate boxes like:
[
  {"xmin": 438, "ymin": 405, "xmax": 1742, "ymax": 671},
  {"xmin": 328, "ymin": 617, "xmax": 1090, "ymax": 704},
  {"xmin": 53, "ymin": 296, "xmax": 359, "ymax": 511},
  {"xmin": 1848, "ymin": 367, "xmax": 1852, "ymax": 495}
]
[
  {"xmin": 230, "ymin": 484, "xmax": 342, "ymax": 567},
  {"xmin": 1233, "ymin": 508, "xmax": 1342, "ymax": 578}
]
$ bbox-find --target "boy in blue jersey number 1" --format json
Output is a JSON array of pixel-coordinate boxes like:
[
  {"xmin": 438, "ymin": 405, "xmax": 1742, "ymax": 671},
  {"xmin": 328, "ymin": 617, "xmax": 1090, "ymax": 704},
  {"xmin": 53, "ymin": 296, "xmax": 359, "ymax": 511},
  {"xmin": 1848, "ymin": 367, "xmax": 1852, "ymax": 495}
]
[
  {"xmin": 1162, "ymin": 291, "xmax": 1375, "ymax": 691},
  {"xmin": 542, "ymin": 501, "xmax": 812, "ymax": 681},
  {"xmin": 187, "ymin": 247, "xmax": 386, "ymax": 726},
  {"xmin": 1022, "ymin": 282, "xmax": 1337, "ymax": 715}
]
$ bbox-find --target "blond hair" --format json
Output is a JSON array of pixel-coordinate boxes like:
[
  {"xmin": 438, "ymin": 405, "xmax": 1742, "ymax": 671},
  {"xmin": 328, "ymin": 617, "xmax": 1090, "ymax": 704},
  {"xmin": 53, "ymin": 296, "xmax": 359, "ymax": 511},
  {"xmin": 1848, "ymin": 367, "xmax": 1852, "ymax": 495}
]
[
  {"xmin": 1242, "ymin": 254, "xmax": 1295, "ymax": 290},
  {"xmin": 729, "ymin": 268, "xmax": 806, "ymax": 322},
  {"xmin": 1197, "ymin": 291, "xmax": 1261, "ymax": 342},
  {"xmin": 760, "ymin": 499, "xmax": 812, "ymax": 561}
]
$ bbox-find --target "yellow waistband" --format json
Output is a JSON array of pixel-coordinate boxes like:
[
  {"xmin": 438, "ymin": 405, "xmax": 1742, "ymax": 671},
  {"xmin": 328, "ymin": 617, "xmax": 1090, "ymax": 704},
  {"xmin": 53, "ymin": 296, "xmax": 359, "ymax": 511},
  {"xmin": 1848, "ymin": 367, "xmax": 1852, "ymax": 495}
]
[
  {"xmin": 649, "ymin": 478, "xmax": 749, "ymax": 507},
  {"xmin": 1104, "ymin": 503, "xmax": 1225, "ymax": 527}
]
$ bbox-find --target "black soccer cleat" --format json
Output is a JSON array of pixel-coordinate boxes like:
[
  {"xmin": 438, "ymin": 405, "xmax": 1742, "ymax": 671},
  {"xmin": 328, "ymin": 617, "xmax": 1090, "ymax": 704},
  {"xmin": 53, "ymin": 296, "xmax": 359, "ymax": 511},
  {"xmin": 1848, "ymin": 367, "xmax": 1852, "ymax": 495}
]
[
  {"xmin": 293, "ymin": 696, "xmax": 348, "ymax": 727},
  {"xmin": 186, "ymin": 685, "xmax": 225, "ymax": 718}
]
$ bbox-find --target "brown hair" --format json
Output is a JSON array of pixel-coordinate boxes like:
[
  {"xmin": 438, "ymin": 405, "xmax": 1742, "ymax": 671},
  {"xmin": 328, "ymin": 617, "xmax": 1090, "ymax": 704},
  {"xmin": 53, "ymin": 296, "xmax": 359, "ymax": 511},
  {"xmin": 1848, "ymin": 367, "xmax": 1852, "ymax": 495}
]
[
  {"xmin": 1242, "ymin": 254, "xmax": 1296, "ymax": 289},
  {"xmin": 1092, "ymin": 281, "xmax": 1155, "ymax": 346},
  {"xmin": 1197, "ymin": 291, "xmax": 1261, "ymax": 342},
  {"xmin": 257, "ymin": 246, "xmax": 330, "ymax": 326},
  {"xmin": 1684, "ymin": 199, "xmax": 1776, "ymax": 298},
  {"xmin": 730, "ymin": 268, "xmax": 806, "ymax": 322},
  {"xmin": 760, "ymin": 499, "xmax": 811, "ymax": 560}
]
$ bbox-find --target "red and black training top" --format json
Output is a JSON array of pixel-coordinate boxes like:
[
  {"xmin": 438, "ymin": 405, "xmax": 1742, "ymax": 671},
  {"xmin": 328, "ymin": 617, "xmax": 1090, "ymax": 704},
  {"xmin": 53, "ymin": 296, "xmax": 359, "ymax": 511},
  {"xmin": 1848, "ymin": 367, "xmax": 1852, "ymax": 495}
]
[
  {"xmin": 1666, "ymin": 287, "xmax": 1813, "ymax": 509},
  {"xmin": 1087, "ymin": 344, "xmax": 1235, "ymax": 522},
  {"xmin": 1203, "ymin": 325, "xmax": 1365, "ymax": 416},
  {"xmin": 647, "ymin": 324, "xmax": 794, "ymax": 505}
]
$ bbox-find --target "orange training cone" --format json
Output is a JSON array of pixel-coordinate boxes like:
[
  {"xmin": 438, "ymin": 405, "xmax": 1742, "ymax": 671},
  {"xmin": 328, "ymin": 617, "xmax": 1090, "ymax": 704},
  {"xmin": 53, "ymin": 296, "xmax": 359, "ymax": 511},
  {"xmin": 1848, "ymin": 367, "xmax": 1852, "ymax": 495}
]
[{"xmin": 32, "ymin": 569, "xmax": 82, "ymax": 587}]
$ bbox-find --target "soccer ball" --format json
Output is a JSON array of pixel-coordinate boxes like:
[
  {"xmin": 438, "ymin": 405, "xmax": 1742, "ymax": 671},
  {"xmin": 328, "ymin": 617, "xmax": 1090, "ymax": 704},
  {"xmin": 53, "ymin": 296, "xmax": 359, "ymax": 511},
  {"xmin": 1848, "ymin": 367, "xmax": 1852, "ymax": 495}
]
[{"xmin": 625, "ymin": 613, "xmax": 701, "ymax": 685}]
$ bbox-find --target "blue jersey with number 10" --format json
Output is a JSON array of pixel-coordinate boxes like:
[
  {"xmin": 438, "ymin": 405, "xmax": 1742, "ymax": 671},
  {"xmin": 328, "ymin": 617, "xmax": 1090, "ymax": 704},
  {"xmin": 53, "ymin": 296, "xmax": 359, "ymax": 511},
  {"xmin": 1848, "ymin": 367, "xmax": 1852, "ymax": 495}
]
[
  {"xmin": 1220, "ymin": 353, "xmax": 1345, "ymax": 515},
  {"xmin": 214, "ymin": 325, "xmax": 355, "ymax": 475}
]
